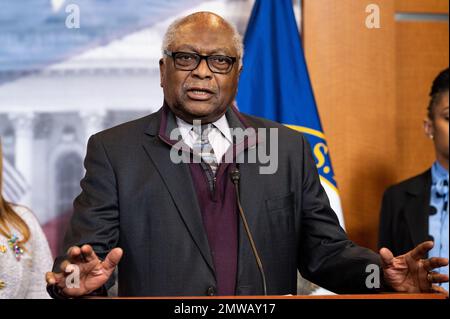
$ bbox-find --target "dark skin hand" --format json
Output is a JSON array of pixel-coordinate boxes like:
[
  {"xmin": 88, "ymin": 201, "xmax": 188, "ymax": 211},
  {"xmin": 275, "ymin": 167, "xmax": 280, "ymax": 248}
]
[
  {"xmin": 381, "ymin": 241, "xmax": 449, "ymax": 297},
  {"xmin": 45, "ymin": 241, "xmax": 449, "ymax": 298},
  {"xmin": 45, "ymin": 244, "xmax": 123, "ymax": 297}
]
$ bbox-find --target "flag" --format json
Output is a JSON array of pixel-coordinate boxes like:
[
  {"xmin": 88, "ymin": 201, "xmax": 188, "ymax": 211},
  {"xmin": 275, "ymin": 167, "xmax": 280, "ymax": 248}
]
[
  {"xmin": 236, "ymin": 0, "xmax": 345, "ymax": 228},
  {"xmin": 2, "ymin": 158, "xmax": 28, "ymax": 204}
]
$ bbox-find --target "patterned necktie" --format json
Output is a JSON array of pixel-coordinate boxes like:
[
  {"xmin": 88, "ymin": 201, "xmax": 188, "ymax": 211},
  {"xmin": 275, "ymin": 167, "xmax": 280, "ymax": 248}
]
[{"xmin": 193, "ymin": 124, "xmax": 218, "ymax": 175}]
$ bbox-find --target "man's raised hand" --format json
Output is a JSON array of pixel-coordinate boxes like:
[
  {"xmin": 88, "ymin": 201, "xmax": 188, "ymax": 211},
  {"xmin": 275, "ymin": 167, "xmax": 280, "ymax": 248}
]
[
  {"xmin": 46, "ymin": 244, "xmax": 123, "ymax": 297},
  {"xmin": 380, "ymin": 241, "xmax": 448, "ymax": 296}
]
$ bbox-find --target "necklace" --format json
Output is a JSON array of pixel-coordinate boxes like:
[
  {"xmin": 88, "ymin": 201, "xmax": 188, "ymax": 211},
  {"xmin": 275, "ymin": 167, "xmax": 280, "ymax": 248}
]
[{"xmin": 7, "ymin": 234, "xmax": 24, "ymax": 261}]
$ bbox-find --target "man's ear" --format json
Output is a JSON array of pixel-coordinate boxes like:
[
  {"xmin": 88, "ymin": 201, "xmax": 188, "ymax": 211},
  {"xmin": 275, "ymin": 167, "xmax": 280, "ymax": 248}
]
[
  {"xmin": 423, "ymin": 118, "xmax": 434, "ymax": 139},
  {"xmin": 159, "ymin": 58, "xmax": 165, "ymax": 88}
]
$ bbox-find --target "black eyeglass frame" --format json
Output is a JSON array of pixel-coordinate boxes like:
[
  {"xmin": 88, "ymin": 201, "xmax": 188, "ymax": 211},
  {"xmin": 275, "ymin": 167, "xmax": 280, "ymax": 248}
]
[{"xmin": 164, "ymin": 50, "xmax": 237, "ymax": 74}]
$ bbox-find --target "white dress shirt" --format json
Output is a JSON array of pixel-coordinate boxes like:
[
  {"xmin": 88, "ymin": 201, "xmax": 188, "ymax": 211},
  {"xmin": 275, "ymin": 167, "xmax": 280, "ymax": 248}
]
[{"xmin": 176, "ymin": 114, "xmax": 232, "ymax": 163}]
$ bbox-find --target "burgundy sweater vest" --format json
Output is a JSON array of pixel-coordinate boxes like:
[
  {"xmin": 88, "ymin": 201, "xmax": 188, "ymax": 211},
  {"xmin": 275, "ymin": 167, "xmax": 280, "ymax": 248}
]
[{"xmin": 158, "ymin": 105, "xmax": 256, "ymax": 295}]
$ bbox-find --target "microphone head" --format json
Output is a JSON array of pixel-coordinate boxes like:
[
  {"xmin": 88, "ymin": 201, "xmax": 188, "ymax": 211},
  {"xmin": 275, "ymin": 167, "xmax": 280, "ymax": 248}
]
[{"xmin": 230, "ymin": 167, "xmax": 240, "ymax": 184}]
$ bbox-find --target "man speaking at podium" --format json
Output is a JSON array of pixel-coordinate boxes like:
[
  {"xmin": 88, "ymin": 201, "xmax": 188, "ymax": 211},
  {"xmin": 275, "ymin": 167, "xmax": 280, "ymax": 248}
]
[{"xmin": 46, "ymin": 12, "xmax": 448, "ymax": 298}]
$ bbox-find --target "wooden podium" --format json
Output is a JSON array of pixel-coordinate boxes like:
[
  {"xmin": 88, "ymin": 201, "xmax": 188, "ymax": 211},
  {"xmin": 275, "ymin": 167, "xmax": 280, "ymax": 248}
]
[{"xmin": 105, "ymin": 293, "xmax": 446, "ymax": 299}]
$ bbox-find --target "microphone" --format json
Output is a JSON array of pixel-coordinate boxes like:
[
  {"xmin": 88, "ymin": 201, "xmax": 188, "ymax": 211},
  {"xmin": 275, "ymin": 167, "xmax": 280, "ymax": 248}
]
[
  {"xmin": 230, "ymin": 167, "xmax": 267, "ymax": 296},
  {"xmin": 230, "ymin": 168, "xmax": 240, "ymax": 184}
]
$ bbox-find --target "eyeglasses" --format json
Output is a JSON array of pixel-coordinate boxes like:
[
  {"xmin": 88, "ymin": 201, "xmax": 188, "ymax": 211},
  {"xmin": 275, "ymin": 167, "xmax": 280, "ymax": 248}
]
[{"xmin": 164, "ymin": 50, "xmax": 237, "ymax": 74}]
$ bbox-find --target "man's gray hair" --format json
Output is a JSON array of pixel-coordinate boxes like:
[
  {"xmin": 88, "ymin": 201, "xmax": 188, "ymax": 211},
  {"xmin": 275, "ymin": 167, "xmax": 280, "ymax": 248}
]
[{"xmin": 161, "ymin": 13, "xmax": 244, "ymax": 67}]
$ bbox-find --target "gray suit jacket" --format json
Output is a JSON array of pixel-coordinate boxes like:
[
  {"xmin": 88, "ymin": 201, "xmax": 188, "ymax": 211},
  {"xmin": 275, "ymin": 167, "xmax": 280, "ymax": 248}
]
[{"xmin": 55, "ymin": 106, "xmax": 382, "ymax": 296}]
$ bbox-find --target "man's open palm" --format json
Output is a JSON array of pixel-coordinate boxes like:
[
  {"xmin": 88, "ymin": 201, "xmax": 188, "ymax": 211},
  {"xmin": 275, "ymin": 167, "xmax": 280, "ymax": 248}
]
[
  {"xmin": 380, "ymin": 241, "xmax": 448, "ymax": 295},
  {"xmin": 46, "ymin": 245, "xmax": 123, "ymax": 297}
]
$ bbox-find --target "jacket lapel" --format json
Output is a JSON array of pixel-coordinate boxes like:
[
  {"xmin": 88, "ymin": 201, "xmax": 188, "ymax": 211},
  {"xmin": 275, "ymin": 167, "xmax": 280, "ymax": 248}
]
[
  {"xmin": 404, "ymin": 170, "xmax": 432, "ymax": 248},
  {"xmin": 141, "ymin": 108, "xmax": 215, "ymax": 273}
]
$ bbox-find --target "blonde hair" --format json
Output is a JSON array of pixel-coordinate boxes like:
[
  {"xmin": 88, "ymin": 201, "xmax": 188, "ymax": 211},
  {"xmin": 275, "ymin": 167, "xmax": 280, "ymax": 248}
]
[{"xmin": 0, "ymin": 139, "xmax": 30, "ymax": 244}]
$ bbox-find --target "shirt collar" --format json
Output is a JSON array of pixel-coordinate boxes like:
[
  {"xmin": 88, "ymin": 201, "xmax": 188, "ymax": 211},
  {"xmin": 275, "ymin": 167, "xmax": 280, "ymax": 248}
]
[
  {"xmin": 176, "ymin": 113, "xmax": 233, "ymax": 144},
  {"xmin": 432, "ymin": 161, "xmax": 449, "ymax": 184}
]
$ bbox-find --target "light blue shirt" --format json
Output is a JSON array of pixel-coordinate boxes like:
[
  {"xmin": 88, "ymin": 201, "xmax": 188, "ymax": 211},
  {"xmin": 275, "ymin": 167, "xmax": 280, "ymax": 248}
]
[{"xmin": 428, "ymin": 161, "xmax": 449, "ymax": 291}]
